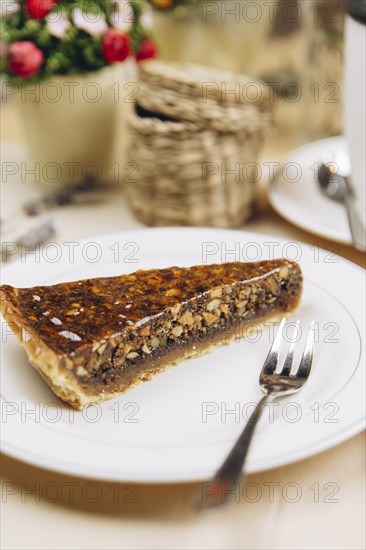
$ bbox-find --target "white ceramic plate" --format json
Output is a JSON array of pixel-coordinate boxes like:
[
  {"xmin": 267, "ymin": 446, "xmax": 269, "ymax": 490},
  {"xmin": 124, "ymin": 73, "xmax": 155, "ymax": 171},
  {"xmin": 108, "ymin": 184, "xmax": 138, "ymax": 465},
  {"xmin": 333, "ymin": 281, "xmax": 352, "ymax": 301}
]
[
  {"xmin": 1, "ymin": 228, "xmax": 365, "ymax": 482},
  {"xmin": 269, "ymin": 136, "xmax": 355, "ymax": 245}
]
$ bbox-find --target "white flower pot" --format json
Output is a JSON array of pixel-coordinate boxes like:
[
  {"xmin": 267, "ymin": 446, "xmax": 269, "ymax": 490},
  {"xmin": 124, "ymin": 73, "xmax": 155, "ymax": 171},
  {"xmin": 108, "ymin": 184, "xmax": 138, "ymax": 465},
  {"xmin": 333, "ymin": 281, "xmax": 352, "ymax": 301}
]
[{"xmin": 14, "ymin": 63, "xmax": 135, "ymax": 188}]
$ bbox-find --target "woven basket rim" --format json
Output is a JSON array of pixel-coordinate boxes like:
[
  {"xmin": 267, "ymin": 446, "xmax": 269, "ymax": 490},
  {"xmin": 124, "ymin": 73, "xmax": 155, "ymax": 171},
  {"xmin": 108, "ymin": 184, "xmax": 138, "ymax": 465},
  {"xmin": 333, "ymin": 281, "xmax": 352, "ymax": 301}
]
[{"xmin": 138, "ymin": 60, "xmax": 271, "ymax": 107}]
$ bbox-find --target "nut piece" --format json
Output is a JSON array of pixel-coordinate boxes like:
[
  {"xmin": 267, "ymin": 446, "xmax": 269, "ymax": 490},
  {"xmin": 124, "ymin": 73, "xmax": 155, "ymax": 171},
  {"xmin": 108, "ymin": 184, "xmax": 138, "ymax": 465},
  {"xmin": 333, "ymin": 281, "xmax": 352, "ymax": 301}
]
[
  {"xmin": 142, "ymin": 344, "xmax": 151, "ymax": 354},
  {"xmin": 202, "ymin": 312, "xmax": 217, "ymax": 325},
  {"xmin": 166, "ymin": 289, "xmax": 180, "ymax": 297},
  {"xmin": 92, "ymin": 341, "xmax": 100, "ymax": 352},
  {"xmin": 267, "ymin": 278, "xmax": 278, "ymax": 294},
  {"xmin": 150, "ymin": 337, "xmax": 160, "ymax": 349},
  {"xmin": 193, "ymin": 314, "xmax": 202, "ymax": 326},
  {"xmin": 97, "ymin": 343, "xmax": 107, "ymax": 355},
  {"xmin": 76, "ymin": 366, "xmax": 88, "ymax": 377},
  {"xmin": 172, "ymin": 325, "xmax": 184, "ymax": 337},
  {"xmin": 178, "ymin": 311, "xmax": 194, "ymax": 325},
  {"xmin": 127, "ymin": 352, "xmax": 139, "ymax": 359},
  {"xmin": 207, "ymin": 299, "xmax": 221, "ymax": 311},
  {"xmin": 279, "ymin": 266, "xmax": 289, "ymax": 279},
  {"xmin": 124, "ymin": 343, "xmax": 132, "ymax": 354},
  {"xmin": 220, "ymin": 304, "xmax": 229, "ymax": 315},
  {"xmin": 239, "ymin": 288, "xmax": 251, "ymax": 300},
  {"xmin": 170, "ymin": 303, "xmax": 182, "ymax": 316},
  {"xmin": 66, "ymin": 309, "xmax": 79, "ymax": 316},
  {"xmin": 210, "ymin": 287, "xmax": 222, "ymax": 299}
]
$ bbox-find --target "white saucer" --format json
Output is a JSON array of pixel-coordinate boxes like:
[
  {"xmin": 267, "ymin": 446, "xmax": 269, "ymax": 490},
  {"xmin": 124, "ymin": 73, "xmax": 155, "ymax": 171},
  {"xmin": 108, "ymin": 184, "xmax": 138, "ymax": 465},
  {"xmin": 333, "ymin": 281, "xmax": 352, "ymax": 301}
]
[{"xmin": 269, "ymin": 136, "xmax": 354, "ymax": 245}]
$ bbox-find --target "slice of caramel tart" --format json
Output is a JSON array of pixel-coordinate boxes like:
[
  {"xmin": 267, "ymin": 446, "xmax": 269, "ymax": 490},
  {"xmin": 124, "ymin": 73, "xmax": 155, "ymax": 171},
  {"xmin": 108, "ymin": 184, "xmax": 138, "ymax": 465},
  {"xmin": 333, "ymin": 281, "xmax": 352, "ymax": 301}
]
[{"xmin": 0, "ymin": 260, "xmax": 302, "ymax": 409}]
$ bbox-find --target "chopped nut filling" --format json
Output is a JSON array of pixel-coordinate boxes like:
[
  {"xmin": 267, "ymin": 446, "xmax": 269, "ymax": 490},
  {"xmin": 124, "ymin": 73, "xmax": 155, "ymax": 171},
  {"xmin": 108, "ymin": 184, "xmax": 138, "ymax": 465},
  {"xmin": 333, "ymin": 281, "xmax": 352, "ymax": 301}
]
[{"xmin": 75, "ymin": 267, "xmax": 301, "ymax": 385}]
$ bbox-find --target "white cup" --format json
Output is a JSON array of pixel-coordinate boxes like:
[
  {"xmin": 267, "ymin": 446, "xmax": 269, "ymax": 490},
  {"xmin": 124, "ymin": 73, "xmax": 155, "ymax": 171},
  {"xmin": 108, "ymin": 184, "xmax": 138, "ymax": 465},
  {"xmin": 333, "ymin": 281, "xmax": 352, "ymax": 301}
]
[{"xmin": 344, "ymin": 5, "xmax": 366, "ymax": 225}]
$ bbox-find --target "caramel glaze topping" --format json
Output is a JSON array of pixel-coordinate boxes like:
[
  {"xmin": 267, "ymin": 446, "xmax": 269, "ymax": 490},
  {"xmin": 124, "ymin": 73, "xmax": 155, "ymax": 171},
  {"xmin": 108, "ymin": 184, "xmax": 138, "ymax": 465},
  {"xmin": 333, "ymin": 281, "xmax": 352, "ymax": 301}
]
[{"xmin": 0, "ymin": 260, "xmax": 300, "ymax": 356}]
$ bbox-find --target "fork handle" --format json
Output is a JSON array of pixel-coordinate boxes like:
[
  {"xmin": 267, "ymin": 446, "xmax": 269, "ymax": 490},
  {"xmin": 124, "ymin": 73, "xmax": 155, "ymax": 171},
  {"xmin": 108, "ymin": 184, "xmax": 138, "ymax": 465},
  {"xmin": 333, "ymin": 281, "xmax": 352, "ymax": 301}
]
[
  {"xmin": 215, "ymin": 393, "xmax": 270, "ymax": 484},
  {"xmin": 194, "ymin": 392, "xmax": 271, "ymax": 510}
]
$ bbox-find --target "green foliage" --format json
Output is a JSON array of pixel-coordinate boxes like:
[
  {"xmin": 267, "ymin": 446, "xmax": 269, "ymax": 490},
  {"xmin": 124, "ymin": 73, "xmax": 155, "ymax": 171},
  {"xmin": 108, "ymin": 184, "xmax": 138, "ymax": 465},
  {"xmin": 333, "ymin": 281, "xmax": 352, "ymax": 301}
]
[{"xmin": 1, "ymin": 0, "xmax": 150, "ymax": 84}]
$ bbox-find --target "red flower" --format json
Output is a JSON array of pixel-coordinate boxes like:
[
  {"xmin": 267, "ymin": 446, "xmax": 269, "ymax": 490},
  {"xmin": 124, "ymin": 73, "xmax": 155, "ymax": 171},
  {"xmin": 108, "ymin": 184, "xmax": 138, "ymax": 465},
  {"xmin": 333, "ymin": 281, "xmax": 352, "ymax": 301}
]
[
  {"xmin": 27, "ymin": 0, "xmax": 58, "ymax": 20},
  {"xmin": 102, "ymin": 29, "xmax": 131, "ymax": 64},
  {"xmin": 9, "ymin": 41, "xmax": 44, "ymax": 78},
  {"xmin": 136, "ymin": 39, "xmax": 158, "ymax": 62}
]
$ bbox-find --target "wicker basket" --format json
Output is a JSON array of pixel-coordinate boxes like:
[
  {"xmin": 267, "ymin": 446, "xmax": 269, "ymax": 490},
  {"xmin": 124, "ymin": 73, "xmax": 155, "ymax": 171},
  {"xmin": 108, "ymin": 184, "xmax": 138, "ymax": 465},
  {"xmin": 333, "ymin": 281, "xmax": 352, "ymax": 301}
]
[{"xmin": 125, "ymin": 60, "xmax": 272, "ymax": 227}]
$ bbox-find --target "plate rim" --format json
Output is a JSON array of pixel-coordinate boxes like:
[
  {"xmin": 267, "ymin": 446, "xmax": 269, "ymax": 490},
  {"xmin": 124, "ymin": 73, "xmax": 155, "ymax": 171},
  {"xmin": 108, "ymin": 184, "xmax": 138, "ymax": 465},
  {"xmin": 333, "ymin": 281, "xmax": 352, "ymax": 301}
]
[{"xmin": 2, "ymin": 415, "xmax": 365, "ymax": 484}]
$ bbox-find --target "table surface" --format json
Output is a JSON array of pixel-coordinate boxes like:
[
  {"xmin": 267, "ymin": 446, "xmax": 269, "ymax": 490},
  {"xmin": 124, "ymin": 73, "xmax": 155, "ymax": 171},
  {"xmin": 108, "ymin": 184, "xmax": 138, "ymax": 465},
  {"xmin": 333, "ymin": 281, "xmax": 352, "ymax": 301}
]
[{"xmin": 1, "ymin": 103, "xmax": 365, "ymax": 550}]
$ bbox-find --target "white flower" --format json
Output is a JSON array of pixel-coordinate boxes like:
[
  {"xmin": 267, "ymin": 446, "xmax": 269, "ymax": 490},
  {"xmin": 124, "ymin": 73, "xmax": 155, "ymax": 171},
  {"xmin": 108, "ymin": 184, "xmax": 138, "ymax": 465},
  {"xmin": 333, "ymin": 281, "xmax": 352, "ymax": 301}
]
[
  {"xmin": 47, "ymin": 14, "xmax": 71, "ymax": 38},
  {"xmin": 110, "ymin": 0, "xmax": 134, "ymax": 32},
  {"xmin": 73, "ymin": 7, "xmax": 108, "ymax": 36},
  {"xmin": 140, "ymin": 11, "xmax": 153, "ymax": 30}
]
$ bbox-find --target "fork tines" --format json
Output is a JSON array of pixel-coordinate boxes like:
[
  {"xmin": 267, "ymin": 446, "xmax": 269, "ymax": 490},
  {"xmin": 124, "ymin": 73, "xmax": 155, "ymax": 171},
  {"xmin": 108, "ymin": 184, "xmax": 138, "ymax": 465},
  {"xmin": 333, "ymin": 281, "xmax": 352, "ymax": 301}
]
[{"xmin": 262, "ymin": 318, "xmax": 315, "ymax": 379}]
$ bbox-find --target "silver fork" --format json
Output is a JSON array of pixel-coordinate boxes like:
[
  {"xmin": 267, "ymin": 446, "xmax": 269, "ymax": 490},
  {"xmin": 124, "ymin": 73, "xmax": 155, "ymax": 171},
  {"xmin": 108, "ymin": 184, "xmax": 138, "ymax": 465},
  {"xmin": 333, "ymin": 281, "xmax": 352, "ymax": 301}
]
[{"xmin": 196, "ymin": 318, "xmax": 315, "ymax": 510}]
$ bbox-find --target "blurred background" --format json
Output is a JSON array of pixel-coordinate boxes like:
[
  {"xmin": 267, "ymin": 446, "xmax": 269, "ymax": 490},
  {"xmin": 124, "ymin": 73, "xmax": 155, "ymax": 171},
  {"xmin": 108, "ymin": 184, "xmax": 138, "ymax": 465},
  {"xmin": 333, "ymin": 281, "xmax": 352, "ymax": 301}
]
[
  {"xmin": 1, "ymin": 0, "xmax": 364, "ymax": 256},
  {"xmin": 1, "ymin": 4, "xmax": 365, "ymax": 549}
]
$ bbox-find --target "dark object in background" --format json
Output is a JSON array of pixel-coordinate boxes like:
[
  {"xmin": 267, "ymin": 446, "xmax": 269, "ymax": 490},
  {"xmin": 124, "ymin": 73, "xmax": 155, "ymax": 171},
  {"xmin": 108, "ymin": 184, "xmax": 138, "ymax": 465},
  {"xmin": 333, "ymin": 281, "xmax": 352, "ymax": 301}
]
[
  {"xmin": 1, "ymin": 219, "xmax": 56, "ymax": 263},
  {"xmin": 346, "ymin": 0, "xmax": 366, "ymax": 22},
  {"xmin": 22, "ymin": 177, "xmax": 98, "ymax": 216},
  {"xmin": 271, "ymin": 0, "xmax": 302, "ymax": 36}
]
